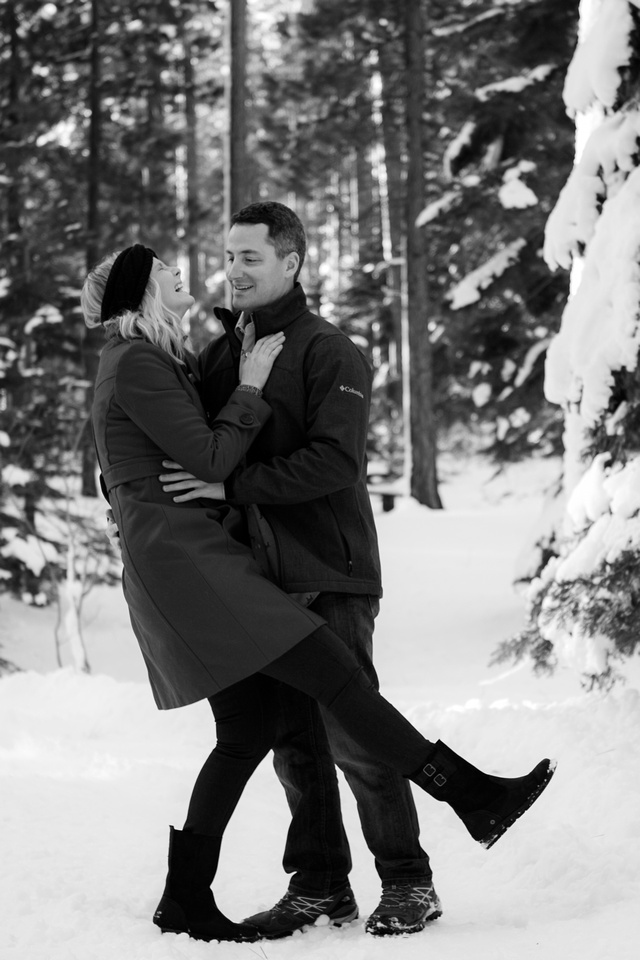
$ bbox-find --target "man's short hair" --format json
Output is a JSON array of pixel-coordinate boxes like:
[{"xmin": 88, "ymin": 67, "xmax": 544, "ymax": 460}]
[{"xmin": 230, "ymin": 201, "xmax": 306, "ymax": 281}]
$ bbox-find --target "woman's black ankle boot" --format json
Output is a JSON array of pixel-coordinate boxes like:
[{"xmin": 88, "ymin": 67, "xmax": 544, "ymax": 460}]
[
  {"xmin": 409, "ymin": 741, "xmax": 556, "ymax": 849},
  {"xmin": 152, "ymin": 826, "xmax": 259, "ymax": 942}
]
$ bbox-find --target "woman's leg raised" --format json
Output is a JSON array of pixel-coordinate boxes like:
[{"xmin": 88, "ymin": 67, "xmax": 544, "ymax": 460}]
[{"xmin": 260, "ymin": 627, "xmax": 555, "ymax": 850}]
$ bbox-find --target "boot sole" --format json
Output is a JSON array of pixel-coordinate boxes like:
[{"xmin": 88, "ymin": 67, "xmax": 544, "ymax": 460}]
[
  {"xmin": 480, "ymin": 758, "xmax": 557, "ymax": 849},
  {"xmin": 365, "ymin": 904, "xmax": 442, "ymax": 937},
  {"xmin": 154, "ymin": 896, "xmax": 259, "ymax": 943},
  {"xmin": 258, "ymin": 905, "xmax": 359, "ymax": 940},
  {"xmin": 156, "ymin": 923, "xmax": 258, "ymax": 943}
]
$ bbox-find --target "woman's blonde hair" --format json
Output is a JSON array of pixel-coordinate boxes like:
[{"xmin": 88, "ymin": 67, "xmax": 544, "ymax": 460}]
[{"xmin": 81, "ymin": 252, "xmax": 188, "ymax": 362}]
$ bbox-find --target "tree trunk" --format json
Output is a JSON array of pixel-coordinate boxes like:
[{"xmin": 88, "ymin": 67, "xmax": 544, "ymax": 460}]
[
  {"xmin": 58, "ymin": 545, "xmax": 90, "ymax": 674},
  {"xmin": 224, "ymin": 0, "xmax": 248, "ymax": 307},
  {"xmin": 80, "ymin": 0, "xmax": 103, "ymax": 497},
  {"xmin": 86, "ymin": 0, "xmax": 101, "ymax": 271},
  {"xmin": 184, "ymin": 37, "xmax": 201, "ymax": 304},
  {"xmin": 143, "ymin": 17, "xmax": 171, "ymax": 253},
  {"xmin": 333, "ymin": 169, "xmax": 349, "ymax": 298},
  {"xmin": 404, "ymin": 0, "xmax": 442, "ymax": 508},
  {"xmin": 301, "ymin": 197, "xmax": 322, "ymax": 313},
  {"xmin": 377, "ymin": 38, "xmax": 405, "ymax": 383},
  {"xmin": 225, "ymin": 0, "xmax": 249, "ymax": 230},
  {"xmin": 355, "ymin": 95, "xmax": 379, "ymax": 264},
  {"xmin": 355, "ymin": 105, "xmax": 387, "ymax": 366},
  {"xmin": 5, "ymin": 1, "xmax": 24, "ymax": 282}
]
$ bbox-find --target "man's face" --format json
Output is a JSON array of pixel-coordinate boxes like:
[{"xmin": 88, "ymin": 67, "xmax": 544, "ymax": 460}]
[{"xmin": 226, "ymin": 222, "xmax": 298, "ymax": 312}]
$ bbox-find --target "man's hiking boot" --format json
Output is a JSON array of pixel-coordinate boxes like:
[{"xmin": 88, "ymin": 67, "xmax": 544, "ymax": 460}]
[
  {"xmin": 365, "ymin": 879, "xmax": 442, "ymax": 936},
  {"xmin": 243, "ymin": 885, "xmax": 358, "ymax": 939}
]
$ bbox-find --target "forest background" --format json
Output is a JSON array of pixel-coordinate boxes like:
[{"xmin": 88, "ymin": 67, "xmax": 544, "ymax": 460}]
[{"xmin": 0, "ymin": 0, "xmax": 581, "ymax": 669}]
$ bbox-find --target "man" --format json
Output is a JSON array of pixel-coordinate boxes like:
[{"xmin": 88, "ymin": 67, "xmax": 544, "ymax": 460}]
[{"xmin": 160, "ymin": 201, "xmax": 440, "ymax": 938}]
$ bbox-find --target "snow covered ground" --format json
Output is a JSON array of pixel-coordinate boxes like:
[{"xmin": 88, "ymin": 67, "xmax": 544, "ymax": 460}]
[{"xmin": 2, "ymin": 454, "xmax": 640, "ymax": 960}]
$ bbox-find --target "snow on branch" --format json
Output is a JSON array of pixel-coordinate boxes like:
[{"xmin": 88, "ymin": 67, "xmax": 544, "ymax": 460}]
[
  {"xmin": 499, "ymin": 161, "xmax": 539, "ymax": 209},
  {"xmin": 554, "ymin": 455, "xmax": 640, "ymax": 579},
  {"xmin": 2, "ymin": 465, "xmax": 34, "ymax": 487},
  {"xmin": 416, "ymin": 190, "xmax": 461, "ymax": 226},
  {"xmin": 24, "ymin": 304, "xmax": 63, "ymax": 336},
  {"xmin": 445, "ymin": 239, "xmax": 527, "ymax": 310},
  {"xmin": 513, "ymin": 338, "xmax": 551, "ymax": 389},
  {"xmin": 563, "ymin": 0, "xmax": 637, "ymax": 116},
  {"xmin": 499, "ymin": 338, "xmax": 552, "ymax": 402},
  {"xmin": 544, "ymin": 163, "xmax": 640, "ymax": 422},
  {"xmin": 0, "ymin": 528, "xmax": 61, "ymax": 578},
  {"xmin": 515, "ymin": 0, "xmax": 640, "ymax": 689},
  {"xmin": 432, "ymin": 8, "xmax": 504, "ymax": 37},
  {"xmin": 544, "ymin": 111, "xmax": 640, "ymax": 270},
  {"xmin": 443, "ymin": 121, "xmax": 476, "ymax": 180},
  {"xmin": 475, "ymin": 64, "xmax": 556, "ymax": 102}
]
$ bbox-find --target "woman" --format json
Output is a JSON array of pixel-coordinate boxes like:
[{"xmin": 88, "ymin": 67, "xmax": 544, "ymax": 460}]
[{"xmin": 83, "ymin": 245, "xmax": 555, "ymax": 945}]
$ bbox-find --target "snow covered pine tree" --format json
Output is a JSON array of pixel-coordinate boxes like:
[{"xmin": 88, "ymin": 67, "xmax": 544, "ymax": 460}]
[{"xmin": 494, "ymin": 0, "xmax": 640, "ymax": 688}]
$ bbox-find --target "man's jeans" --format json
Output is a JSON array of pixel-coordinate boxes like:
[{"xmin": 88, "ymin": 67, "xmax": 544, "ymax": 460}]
[{"xmin": 273, "ymin": 592, "xmax": 431, "ymax": 895}]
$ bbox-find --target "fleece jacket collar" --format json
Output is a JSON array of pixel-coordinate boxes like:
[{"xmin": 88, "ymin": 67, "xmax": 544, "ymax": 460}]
[{"xmin": 213, "ymin": 283, "xmax": 309, "ymax": 351}]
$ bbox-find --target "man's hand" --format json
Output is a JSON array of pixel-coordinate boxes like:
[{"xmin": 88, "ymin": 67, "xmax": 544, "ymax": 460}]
[
  {"xmin": 159, "ymin": 460, "xmax": 225, "ymax": 503},
  {"xmin": 106, "ymin": 509, "xmax": 122, "ymax": 555}
]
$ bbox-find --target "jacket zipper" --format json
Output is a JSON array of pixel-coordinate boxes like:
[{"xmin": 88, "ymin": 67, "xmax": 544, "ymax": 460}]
[{"xmin": 328, "ymin": 503, "xmax": 353, "ymax": 576}]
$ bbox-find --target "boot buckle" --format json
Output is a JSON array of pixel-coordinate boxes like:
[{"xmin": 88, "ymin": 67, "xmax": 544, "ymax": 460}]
[{"xmin": 422, "ymin": 763, "xmax": 447, "ymax": 787}]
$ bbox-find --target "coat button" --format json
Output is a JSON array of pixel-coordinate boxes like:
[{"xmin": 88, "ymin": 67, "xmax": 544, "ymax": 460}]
[{"xmin": 240, "ymin": 413, "xmax": 255, "ymax": 425}]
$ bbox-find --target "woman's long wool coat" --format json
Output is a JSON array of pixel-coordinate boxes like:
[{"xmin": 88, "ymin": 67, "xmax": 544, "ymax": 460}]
[{"xmin": 91, "ymin": 337, "xmax": 324, "ymax": 709}]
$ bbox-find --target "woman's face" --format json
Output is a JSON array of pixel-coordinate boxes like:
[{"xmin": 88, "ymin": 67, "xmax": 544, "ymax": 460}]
[{"xmin": 151, "ymin": 259, "xmax": 195, "ymax": 318}]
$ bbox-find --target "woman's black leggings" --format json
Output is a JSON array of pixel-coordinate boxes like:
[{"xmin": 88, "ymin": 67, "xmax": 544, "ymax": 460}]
[
  {"xmin": 261, "ymin": 625, "xmax": 432, "ymax": 772},
  {"xmin": 184, "ymin": 625, "xmax": 433, "ymax": 837}
]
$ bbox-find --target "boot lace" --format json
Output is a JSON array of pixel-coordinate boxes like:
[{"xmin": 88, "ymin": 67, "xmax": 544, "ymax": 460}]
[
  {"xmin": 274, "ymin": 891, "xmax": 343, "ymax": 921},
  {"xmin": 377, "ymin": 882, "xmax": 436, "ymax": 911}
]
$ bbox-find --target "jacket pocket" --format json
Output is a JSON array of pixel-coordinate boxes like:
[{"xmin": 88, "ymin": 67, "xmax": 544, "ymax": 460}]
[{"xmin": 246, "ymin": 504, "xmax": 281, "ymax": 583}]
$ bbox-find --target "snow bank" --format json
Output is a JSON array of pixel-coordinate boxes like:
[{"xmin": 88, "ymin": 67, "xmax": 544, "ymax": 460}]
[
  {"xmin": 2, "ymin": 668, "xmax": 640, "ymax": 959},
  {"xmin": 2, "ymin": 460, "xmax": 640, "ymax": 958}
]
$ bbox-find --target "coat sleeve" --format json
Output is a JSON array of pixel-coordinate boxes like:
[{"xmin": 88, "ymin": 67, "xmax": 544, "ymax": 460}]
[
  {"xmin": 225, "ymin": 335, "xmax": 371, "ymax": 505},
  {"xmin": 114, "ymin": 343, "xmax": 271, "ymax": 483}
]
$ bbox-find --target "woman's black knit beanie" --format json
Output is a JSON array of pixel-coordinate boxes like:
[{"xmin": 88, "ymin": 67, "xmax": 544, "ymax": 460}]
[{"xmin": 100, "ymin": 244, "xmax": 157, "ymax": 324}]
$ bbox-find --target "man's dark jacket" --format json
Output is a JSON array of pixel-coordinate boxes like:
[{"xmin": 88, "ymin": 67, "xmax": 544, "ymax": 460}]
[{"xmin": 198, "ymin": 283, "xmax": 382, "ymax": 597}]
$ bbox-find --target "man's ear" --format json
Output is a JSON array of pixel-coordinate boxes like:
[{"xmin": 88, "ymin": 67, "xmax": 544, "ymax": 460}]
[{"xmin": 285, "ymin": 252, "xmax": 300, "ymax": 277}]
